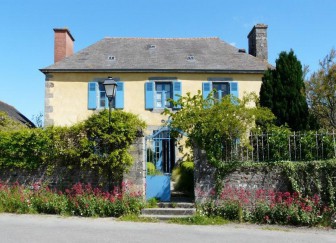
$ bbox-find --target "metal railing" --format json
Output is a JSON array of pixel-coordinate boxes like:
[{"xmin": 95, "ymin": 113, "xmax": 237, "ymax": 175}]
[{"xmin": 219, "ymin": 131, "xmax": 336, "ymax": 162}]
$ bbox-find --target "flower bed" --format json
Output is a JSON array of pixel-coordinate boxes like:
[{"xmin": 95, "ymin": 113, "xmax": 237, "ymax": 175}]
[
  {"xmin": 0, "ymin": 181, "xmax": 144, "ymax": 217},
  {"xmin": 199, "ymin": 185, "xmax": 336, "ymax": 227}
]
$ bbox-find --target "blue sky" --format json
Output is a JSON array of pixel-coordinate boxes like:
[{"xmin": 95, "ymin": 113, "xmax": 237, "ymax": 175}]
[{"xmin": 0, "ymin": 0, "xmax": 335, "ymax": 123}]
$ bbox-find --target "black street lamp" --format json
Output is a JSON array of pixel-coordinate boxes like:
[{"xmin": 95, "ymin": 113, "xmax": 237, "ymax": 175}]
[{"xmin": 103, "ymin": 77, "xmax": 118, "ymax": 125}]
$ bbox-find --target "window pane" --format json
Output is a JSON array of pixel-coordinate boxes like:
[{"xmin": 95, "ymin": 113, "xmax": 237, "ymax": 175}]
[
  {"xmin": 165, "ymin": 84, "xmax": 170, "ymax": 91},
  {"xmin": 156, "ymin": 84, "xmax": 162, "ymax": 91},
  {"xmin": 156, "ymin": 92, "xmax": 162, "ymax": 108},
  {"xmin": 213, "ymin": 82, "xmax": 229, "ymax": 97}
]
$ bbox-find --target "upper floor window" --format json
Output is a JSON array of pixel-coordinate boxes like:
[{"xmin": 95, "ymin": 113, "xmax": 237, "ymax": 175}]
[
  {"xmin": 155, "ymin": 82, "xmax": 172, "ymax": 108},
  {"xmin": 212, "ymin": 82, "xmax": 230, "ymax": 101},
  {"xmin": 145, "ymin": 80, "xmax": 182, "ymax": 110},
  {"xmin": 202, "ymin": 80, "xmax": 238, "ymax": 101},
  {"xmin": 88, "ymin": 81, "xmax": 124, "ymax": 110}
]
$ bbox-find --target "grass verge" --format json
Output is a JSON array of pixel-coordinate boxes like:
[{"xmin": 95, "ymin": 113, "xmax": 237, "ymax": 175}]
[
  {"xmin": 118, "ymin": 214, "xmax": 160, "ymax": 223},
  {"xmin": 168, "ymin": 215, "xmax": 229, "ymax": 225}
]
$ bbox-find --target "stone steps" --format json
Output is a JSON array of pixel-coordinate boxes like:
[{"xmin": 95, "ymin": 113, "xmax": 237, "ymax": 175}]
[
  {"xmin": 140, "ymin": 207, "xmax": 196, "ymax": 221},
  {"xmin": 157, "ymin": 202, "xmax": 194, "ymax": 208}
]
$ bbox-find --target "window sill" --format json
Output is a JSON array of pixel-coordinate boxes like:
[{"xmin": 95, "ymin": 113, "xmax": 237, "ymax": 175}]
[
  {"xmin": 151, "ymin": 108, "xmax": 169, "ymax": 113},
  {"xmin": 150, "ymin": 107, "xmax": 181, "ymax": 113}
]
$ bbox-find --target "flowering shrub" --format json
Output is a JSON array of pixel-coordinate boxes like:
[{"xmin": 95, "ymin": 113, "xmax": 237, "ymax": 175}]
[
  {"xmin": 251, "ymin": 190, "xmax": 334, "ymax": 226},
  {"xmin": 199, "ymin": 185, "xmax": 335, "ymax": 227},
  {"xmin": 0, "ymin": 181, "xmax": 144, "ymax": 217}
]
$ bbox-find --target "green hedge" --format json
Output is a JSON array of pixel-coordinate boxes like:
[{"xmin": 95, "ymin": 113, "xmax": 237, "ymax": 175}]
[{"xmin": 0, "ymin": 110, "xmax": 145, "ymax": 182}]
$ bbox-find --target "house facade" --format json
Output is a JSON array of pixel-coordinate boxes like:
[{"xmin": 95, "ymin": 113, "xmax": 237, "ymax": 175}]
[
  {"xmin": 40, "ymin": 24, "xmax": 270, "ymax": 200},
  {"xmin": 40, "ymin": 24, "xmax": 269, "ymax": 131}
]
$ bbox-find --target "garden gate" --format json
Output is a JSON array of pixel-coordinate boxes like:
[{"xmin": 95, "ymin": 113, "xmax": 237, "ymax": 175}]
[{"xmin": 145, "ymin": 126, "xmax": 175, "ymax": 201}]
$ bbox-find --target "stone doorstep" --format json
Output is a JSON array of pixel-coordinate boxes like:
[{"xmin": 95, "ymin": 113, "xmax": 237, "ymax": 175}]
[
  {"xmin": 157, "ymin": 202, "xmax": 195, "ymax": 208},
  {"xmin": 141, "ymin": 208, "xmax": 196, "ymax": 216},
  {"xmin": 140, "ymin": 214, "xmax": 193, "ymax": 221},
  {"xmin": 140, "ymin": 207, "xmax": 196, "ymax": 221}
]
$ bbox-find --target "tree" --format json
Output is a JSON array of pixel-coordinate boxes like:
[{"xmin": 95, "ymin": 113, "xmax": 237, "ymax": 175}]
[
  {"xmin": 260, "ymin": 50, "xmax": 309, "ymax": 131},
  {"xmin": 306, "ymin": 48, "xmax": 336, "ymax": 129},
  {"xmin": 81, "ymin": 110, "xmax": 146, "ymax": 187},
  {"xmin": 164, "ymin": 92, "xmax": 274, "ymax": 167}
]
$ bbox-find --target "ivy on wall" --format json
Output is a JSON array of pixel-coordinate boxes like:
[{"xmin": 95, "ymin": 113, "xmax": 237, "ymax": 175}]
[{"xmin": 217, "ymin": 160, "xmax": 336, "ymax": 206}]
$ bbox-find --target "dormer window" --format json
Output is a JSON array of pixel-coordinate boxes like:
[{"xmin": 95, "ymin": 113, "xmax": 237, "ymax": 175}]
[{"xmin": 187, "ymin": 55, "xmax": 195, "ymax": 61}]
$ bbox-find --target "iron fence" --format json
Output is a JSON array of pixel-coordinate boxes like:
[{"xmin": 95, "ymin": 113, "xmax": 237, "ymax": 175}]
[{"xmin": 220, "ymin": 131, "xmax": 336, "ymax": 162}]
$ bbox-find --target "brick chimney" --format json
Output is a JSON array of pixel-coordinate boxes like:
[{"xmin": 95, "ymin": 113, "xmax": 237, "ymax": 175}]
[
  {"xmin": 53, "ymin": 28, "xmax": 75, "ymax": 63},
  {"xmin": 247, "ymin": 24, "xmax": 268, "ymax": 61}
]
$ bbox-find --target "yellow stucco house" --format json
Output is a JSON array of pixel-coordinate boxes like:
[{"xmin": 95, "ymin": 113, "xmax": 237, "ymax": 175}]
[
  {"xmin": 40, "ymin": 24, "xmax": 270, "ymax": 200},
  {"xmin": 40, "ymin": 24, "xmax": 269, "ymax": 129}
]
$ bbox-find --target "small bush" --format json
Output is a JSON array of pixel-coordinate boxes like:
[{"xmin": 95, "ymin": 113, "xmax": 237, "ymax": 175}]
[
  {"xmin": 172, "ymin": 161, "xmax": 194, "ymax": 193},
  {"xmin": 147, "ymin": 162, "xmax": 156, "ymax": 175},
  {"xmin": 146, "ymin": 162, "xmax": 163, "ymax": 176},
  {"xmin": 146, "ymin": 197, "xmax": 158, "ymax": 208}
]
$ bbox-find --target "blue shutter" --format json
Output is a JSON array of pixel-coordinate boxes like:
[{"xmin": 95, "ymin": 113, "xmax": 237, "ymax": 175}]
[
  {"xmin": 230, "ymin": 82, "xmax": 239, "ymax": 104},
  {"xmin": 105, "ymin": 95, "xmax": 109, "ymax": 109},
  {"xmin": 173, "ymin": 81, "xmax": 182, "ymax": 109},
  {"xmin": 115, "ymin": 82, "xmax": 124, "ymax": 109},
  {"xmin": 88, "ymin": 82, "xmax": 97, "ymax": 110},
  {"xmin": 145, "ymin": 82, "xmax": 155, "ymax": 110},
  {"xmin": 202, "ymin": 82, "xmax": 212, "ymax": 99}
]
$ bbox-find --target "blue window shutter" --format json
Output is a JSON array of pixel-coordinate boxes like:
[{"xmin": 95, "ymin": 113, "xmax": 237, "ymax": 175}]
[
  {"xmin": 115, "ymin": 82, "xmax": 124, "ymax": 109},
  {"xmin": 145, "ymin": 82, "xmax": 155, "ymax": 110},
  {"xmin": 230, "ymin": 82, "xmax": 239, "ymax": 104},
  {"xmin": 105, "ymin": 96, "xmax": 109, "ymax": 109},
  {"xmin": 88, "ymin": 82, "xmax": 98, "ymax": 110},
  {"xmin": 173, "ymin": 81, "xmax": 182, "ymax": 109},
  {"xmin": 202, "ymin": 82, "xmax": 212, "ymax": 99},
  {"xmin": 230, "ymin": 82, "xmax": 239, "ymax": 98}
]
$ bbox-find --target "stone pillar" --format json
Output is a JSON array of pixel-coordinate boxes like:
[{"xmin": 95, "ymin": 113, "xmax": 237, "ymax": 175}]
[
  {"xmin": 123, "ymin": 136, "xmax": 146, "ymax": 198},
  {"xmin": 193, "ymin": 147, "xmax": 216, "ymax": 203}
]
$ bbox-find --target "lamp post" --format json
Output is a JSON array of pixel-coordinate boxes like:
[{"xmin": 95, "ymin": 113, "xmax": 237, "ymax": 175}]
[{"xmin": 103, "ymin": 77, "xmax": 118, "ymax": 125}]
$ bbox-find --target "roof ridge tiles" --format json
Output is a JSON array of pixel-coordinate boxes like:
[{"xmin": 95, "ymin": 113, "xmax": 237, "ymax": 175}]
[{"xmin": 103, "ymin": 37, "xmax": 220, "ymax": 40}]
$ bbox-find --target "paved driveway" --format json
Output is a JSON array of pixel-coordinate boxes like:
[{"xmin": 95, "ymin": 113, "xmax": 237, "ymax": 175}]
[{"xmin": 0, "ymin": 214, "xmax": 335, "ymax": 243}]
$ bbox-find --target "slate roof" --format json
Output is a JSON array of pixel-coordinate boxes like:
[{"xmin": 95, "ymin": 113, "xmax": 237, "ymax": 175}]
[
  {"xmin": 40, "ymin": 37, "xmax": 269, "ymax": 73},
  {"xmin": 0, "ymin": 101, "xmax": 35, "ymax": 128}
]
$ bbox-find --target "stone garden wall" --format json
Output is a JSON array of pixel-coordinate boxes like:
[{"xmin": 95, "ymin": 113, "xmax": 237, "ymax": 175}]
[
  {"xmin": 0, "ymin": 137, "xmax": 146, "ymax": 196},
  {"xmin": 193, "ymin": 147, "xmax": 289, "ymax": 202}
]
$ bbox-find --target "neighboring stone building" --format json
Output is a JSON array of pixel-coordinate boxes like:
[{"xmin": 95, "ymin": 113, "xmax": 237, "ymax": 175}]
[
  {"xmin": 40, "ymin": 24, "xmax": 270, "ymax": 201},
  {"xmin": 0, "ymin": 100, "xmax": 35, "ymax": 128}
]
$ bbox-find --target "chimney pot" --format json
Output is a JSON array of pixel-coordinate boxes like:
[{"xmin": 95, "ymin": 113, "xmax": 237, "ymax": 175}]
[{"xmin": 53, "ymin": 28, "xmax": 75, "ymax": 63}]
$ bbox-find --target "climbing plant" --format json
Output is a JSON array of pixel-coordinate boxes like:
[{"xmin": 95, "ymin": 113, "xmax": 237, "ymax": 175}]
[{"xmin": 164, "ymin": 91, "xmax": 275, "ymax": 169}]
